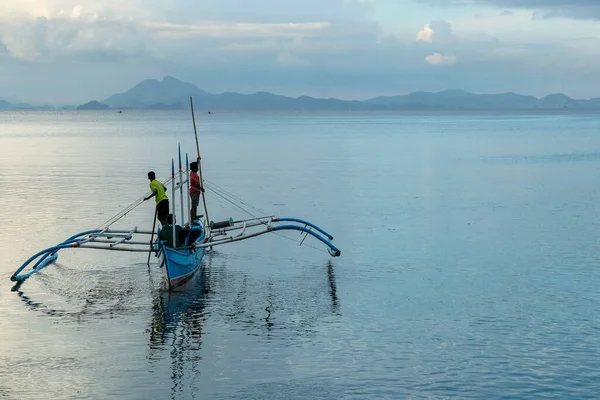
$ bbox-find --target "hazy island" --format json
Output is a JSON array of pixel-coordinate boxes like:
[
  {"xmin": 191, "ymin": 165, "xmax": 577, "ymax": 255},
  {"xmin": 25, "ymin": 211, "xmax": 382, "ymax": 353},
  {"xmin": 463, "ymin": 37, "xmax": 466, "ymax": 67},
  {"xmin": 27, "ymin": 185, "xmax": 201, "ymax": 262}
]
[
  {"xmin": 3, "ymin": 76, "xmax": 600, "ymax": 111},
  {"xmin": 77, "ymin": 100, "xmax": 110, "ymax": 110}
]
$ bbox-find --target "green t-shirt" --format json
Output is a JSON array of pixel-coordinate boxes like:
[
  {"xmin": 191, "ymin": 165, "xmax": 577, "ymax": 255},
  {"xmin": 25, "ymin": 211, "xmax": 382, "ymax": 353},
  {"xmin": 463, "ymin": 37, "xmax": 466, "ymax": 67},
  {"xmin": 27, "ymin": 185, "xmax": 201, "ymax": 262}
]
[{"xmin": 149, "ymin": 180, "xmax": 168, "ymax": 204}]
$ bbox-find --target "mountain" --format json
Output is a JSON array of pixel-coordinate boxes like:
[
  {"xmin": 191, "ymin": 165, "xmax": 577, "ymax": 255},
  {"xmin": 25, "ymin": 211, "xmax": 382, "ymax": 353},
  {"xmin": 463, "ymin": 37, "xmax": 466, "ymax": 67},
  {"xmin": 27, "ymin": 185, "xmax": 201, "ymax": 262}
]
[
  {"xmin": 365, "ymin": 90, "xmax": 540, "ymax": 109},
  {"xmin": 12, "ymin": 76, "xmax": 600, "ymax": 111},
  {"xmin": 100, "ymin": 76, "xmax": 375, "ymax": 111},
  {"xmin": 77, "ymin": 100, "xmax": 110, "ymax": 110},
  {"xmin": 0, "ymin": 99, "xmax": 53, "ymax": 110},
  {"xmin": 92, "ymin": 77, "xmax": 600, "ymax": 110},
  {"xmin": 537, "ymin": 93, "xmax": 583, "ymax": 108},
  {"xmin": 103, "ymin": 76, "xmax": 210, "ymax": 109}
]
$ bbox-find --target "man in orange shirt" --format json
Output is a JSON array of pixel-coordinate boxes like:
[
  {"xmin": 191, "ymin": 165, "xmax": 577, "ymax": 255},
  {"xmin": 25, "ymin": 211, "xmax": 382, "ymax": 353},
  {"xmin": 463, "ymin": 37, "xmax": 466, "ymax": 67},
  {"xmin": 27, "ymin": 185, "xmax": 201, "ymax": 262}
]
[{"xmin": 189, "ymin": 161, "xmax": 205, "ymax": 223}]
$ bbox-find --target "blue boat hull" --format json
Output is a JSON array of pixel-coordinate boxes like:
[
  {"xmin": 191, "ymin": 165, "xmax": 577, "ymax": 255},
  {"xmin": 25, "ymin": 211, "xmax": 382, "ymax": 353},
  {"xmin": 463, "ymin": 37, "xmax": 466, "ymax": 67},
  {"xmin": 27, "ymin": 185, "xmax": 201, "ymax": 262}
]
[
  {"xmin": 158, "ymin": 245, "xmax": 205, "ymax": 288},
  {"xmin": 156, "ymin": 227, "xmax": 206, "ymax": 289}
]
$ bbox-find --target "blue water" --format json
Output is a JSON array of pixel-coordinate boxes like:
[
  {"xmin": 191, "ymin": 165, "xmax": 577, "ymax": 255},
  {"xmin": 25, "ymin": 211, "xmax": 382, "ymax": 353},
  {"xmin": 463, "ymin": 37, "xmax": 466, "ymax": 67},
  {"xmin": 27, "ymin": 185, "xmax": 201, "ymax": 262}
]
[{"xmin": 2, "ymin": 110, "xmax": 600, "ymax": 399}]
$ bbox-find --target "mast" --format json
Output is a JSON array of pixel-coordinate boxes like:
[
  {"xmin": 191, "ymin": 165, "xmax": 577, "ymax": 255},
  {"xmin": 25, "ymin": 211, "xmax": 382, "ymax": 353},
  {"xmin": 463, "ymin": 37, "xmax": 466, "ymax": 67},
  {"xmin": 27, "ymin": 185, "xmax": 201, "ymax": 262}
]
[
  {"xmin": 185, "ymin": 152, "xmax": 190, "ymax": 224},
  {"xmin": 189, "ymin": 97, "xmax": 210, "ymax": 226},
  {"xmin": 171, "ymin": 159, "xmax": 176, "ymax": 248},
  {"xmin": 178, "ymin": 143, "xmax": 184, "ymax": 227}
]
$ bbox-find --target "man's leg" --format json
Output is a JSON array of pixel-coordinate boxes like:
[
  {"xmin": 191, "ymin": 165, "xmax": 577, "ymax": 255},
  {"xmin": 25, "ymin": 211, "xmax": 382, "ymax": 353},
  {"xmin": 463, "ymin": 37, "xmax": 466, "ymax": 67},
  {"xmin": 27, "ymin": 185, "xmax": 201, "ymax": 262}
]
[{"xmin": 158, "ymin": 200, "xmax": 169, "ymax": 226}]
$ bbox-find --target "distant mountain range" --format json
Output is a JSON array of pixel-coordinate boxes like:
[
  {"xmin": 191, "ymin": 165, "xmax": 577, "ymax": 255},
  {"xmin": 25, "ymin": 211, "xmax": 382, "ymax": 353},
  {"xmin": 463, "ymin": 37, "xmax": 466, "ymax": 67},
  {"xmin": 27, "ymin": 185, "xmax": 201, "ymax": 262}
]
[
  {"xmin": 0, "ymin": 99, "xmax": 57, "ymax": 111},
  {"xmin": 4, "ymin": 76, "xmax": 600, "ymax": 111}
]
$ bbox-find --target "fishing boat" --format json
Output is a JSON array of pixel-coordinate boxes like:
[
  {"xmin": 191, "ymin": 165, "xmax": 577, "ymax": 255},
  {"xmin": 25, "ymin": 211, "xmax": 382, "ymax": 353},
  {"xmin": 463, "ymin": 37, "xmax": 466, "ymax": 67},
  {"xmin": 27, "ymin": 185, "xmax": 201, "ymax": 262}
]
[{"xmin": 10, "ymin": 98, "xmax": 341, "ymax": 290}]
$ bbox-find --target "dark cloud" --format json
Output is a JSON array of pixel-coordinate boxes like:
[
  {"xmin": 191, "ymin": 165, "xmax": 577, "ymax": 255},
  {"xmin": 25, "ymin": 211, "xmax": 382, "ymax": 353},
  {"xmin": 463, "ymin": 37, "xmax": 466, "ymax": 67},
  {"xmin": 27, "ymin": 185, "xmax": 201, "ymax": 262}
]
[{"xmin": 416, "ymin": 0, "xmax": 600, "ymax": 19}]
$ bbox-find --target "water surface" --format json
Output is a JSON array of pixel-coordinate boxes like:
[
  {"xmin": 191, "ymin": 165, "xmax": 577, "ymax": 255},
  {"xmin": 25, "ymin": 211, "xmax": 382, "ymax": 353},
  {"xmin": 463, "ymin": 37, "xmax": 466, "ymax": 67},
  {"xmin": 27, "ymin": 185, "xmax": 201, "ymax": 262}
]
[{"xmin": 2, "ymin": 110, "xmax": 600, "ymax": 399}]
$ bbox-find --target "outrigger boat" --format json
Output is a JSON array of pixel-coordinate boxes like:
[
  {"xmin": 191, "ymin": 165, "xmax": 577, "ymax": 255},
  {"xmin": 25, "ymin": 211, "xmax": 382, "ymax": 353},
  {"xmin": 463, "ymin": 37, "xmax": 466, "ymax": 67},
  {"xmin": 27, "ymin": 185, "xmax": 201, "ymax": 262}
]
[{"xmin": 10, "ymin": 98, "xmax": 341, "ymax": 290}]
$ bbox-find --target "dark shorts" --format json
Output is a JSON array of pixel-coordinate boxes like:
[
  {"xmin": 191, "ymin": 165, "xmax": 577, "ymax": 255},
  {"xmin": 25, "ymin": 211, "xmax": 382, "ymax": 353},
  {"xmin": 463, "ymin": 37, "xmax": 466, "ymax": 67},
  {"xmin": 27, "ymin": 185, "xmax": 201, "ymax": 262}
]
[
  {"xmin": 191, "ymin": 194, "xmax": 200, "ymax": 207},
  {"xmin": 157, "ymin": 199, "xmax": 169, "ymax": 221}
]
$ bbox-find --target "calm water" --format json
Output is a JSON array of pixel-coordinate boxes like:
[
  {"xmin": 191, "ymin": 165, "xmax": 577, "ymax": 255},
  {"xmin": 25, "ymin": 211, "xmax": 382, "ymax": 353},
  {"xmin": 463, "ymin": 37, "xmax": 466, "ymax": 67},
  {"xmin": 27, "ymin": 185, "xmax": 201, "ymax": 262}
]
[{"xmin": 2, "ymin": 110, "xmax": 600, "ymax": 399}]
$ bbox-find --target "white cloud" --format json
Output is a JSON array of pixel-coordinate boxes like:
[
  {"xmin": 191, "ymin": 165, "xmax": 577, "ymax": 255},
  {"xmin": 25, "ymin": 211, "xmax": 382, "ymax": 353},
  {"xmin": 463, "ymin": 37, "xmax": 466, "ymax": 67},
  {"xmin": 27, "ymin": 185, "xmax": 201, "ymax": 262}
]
[
  {"xmin": 145, "ymin": 21, "xmax": 331, "ymax": 40},
  {"xmin": 416, "ymin": 20, "xmax": 454, "ymax": 43},
  {"xmin": 425, "ymin": 53, "xmax": 457, "ymax": 65},
  {"xmin": 416, "ymin": 24, "xmax": 434, "ymax": 42},
  {"xmin": 0, "ymin": 16, "xmax": 151, "ymax": 61}
]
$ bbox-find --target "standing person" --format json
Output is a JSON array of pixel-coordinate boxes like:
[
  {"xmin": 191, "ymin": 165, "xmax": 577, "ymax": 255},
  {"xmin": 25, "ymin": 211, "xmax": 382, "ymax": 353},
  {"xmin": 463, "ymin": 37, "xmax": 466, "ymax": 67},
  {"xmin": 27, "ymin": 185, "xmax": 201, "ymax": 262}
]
[
  {"xmin": 189, "ymin": 161, "xmax": 205, "ymax": 223},
  {"xmin": 144, "ymin": 171, "xmax": 169, "ymax": 226}
]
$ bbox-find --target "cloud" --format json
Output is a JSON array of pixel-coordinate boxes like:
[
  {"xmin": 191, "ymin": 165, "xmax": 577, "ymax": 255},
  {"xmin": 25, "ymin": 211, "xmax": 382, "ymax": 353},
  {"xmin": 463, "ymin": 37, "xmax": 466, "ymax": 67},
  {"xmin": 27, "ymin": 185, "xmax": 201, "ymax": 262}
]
[
  {"xmin": 2, "ymin": 0, "xmax": 600, "ymax": 104},
  {"xmin": 0, "ymin": 16, "xmax": 151, "ymax": 61},
  {"xmin": 416, "ymin": 20, "xmax": 453, "ymax": 43},
  {"xmin": 425, "ymin": 53, "xmax": 457, "ymax": 65},
  {"xmin": 414, "ymin": 0, "xmax": 600, "ymax": 20},
  {"xmin": 0, "ymin": 0, "xmax": 373, "ymax": 23},
  {"xmin": 0, "ymin": 0, "xmax": 380, "ymax": 62},
  {"xmin": 416, "ymin": 24, "xmax": 434, "ymax": 42},
  {"xmin": 145, "ymin": 21, "xmax": 331, "ymax": 40}
]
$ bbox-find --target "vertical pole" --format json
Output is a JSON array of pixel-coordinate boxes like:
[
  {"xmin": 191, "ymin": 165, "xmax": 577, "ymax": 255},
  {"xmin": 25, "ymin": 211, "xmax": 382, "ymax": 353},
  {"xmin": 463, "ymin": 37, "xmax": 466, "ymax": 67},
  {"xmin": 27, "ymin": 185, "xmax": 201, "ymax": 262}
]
[
  {"xmin": 190, "ymin": 97, "xmax": 210, "ymax": 226},
  {"xmin": 171, "ymin": 159, "xmax": 176, "ymax": 248},
  {"xmin": 147, "ymin": 206, "xmax": 158, "ymax": 267},
  {"xmin": 178, "ymin": 143, "xmax": 184, "ymax": 228},
  {"xmin": 185, "ymin": 152, "xmax": 191, "ymax": 224}
]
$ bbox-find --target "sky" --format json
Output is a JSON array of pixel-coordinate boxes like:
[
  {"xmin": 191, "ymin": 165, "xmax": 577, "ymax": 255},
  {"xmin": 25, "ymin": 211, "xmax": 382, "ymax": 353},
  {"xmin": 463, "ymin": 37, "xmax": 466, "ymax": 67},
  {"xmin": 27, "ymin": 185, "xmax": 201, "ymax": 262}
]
[{"xmin": 1, "ymin": 0, "xmax": 600, "ymax": 104}]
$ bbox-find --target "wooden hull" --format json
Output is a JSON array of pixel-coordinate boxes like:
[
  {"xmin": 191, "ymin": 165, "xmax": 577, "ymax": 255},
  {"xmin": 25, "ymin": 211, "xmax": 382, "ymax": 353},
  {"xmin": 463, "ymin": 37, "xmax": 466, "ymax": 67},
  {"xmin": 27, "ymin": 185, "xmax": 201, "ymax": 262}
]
[{"xmin": 158, "ymin": 244, "xmax": 206, "ymax": 289}]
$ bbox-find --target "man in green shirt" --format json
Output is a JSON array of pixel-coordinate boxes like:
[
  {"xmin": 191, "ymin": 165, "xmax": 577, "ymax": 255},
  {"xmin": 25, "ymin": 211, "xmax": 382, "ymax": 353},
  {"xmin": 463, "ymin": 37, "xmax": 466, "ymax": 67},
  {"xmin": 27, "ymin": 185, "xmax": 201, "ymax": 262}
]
[{"xmin": 144, "ymin": 171, "xmax": 169, "ymax": 226}]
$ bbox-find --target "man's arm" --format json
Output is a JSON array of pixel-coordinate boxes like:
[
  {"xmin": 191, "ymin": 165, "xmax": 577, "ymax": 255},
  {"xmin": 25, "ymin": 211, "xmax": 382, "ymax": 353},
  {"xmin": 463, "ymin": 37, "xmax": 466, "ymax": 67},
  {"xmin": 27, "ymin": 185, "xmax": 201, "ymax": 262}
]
[
  {"xmin": 192, "ymin": 174, "xmax": 205, "ymax": 192},
  {"xmin": 144, "ymin": 189, "xmax": 157, "ymax": 201}
]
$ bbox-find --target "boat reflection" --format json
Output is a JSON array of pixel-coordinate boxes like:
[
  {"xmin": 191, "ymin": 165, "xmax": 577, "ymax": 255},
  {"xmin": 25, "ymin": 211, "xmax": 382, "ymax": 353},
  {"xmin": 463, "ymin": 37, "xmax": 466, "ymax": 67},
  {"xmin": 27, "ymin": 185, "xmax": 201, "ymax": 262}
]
[
  {"xmin": 148, "ymin": 259, "xmax": 212, "ymax": 354},
  {"xmin": 327, "ymin": 260, "xmax": 340, "ymax": 315},
  {"xmin": 10, "ymin": 251, "xmax": 342, "ymax": 399},
  {"xmin": 146, "ymin": 255, "xmax": 342, "ymax": 398}
]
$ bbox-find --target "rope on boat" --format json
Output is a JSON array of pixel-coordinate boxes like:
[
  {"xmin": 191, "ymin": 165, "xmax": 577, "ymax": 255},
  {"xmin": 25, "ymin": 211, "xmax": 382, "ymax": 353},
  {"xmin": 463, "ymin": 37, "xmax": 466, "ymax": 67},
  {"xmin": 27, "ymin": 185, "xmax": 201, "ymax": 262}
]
[
  {"xmin": 202, "ymin": 181, "xmax": 332, "ymax": 255},
  {"xmin": 204, "ymin": 183, "xmax": 260, "ymax": 221},
  {"xmin": 204, "ymin": 179, "xmax": 265, "ymax": 215},
  {"xmin": 95, "ymin": 176, "xmax": 175, "ymax": 230}
]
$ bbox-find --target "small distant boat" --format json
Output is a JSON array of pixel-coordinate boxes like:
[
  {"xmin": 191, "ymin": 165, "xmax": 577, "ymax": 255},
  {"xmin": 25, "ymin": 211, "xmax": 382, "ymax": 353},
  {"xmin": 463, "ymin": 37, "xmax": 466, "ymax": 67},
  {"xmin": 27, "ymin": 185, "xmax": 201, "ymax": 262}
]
[
  {"xmin": 11, "ymin": 97, "xmax": 340, "ymax": 290},
  {"xmin": 117, "ymin": 110, "xmax": 123, "ymax": 114}
]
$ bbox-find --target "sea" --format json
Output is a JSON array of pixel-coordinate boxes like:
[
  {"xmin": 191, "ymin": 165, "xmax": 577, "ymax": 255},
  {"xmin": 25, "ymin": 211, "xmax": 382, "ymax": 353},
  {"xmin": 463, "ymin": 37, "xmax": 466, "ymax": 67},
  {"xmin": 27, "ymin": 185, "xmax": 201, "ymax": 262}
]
[{"xmin": 1, "ymin": 109, "xmax": 600, "ymax": 399}]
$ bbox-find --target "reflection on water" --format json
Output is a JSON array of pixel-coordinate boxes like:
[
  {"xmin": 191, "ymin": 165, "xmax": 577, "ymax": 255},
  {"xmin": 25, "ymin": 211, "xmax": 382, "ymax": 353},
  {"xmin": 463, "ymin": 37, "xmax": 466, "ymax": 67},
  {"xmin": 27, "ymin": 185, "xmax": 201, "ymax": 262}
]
[
  {"xmin": 144, "ymin": 252, "xmax": 341, "ymax": 398},
  {"xmin": 8, "ymin": 248, "xmax": 341, "ymax": 399},
  {"xmin": 327, "ymin": 261, "xmax": 340, "ymax": 315},
  {"xmin": 148, "ymin": 260, "xmax": 212, "ymax": 399}
]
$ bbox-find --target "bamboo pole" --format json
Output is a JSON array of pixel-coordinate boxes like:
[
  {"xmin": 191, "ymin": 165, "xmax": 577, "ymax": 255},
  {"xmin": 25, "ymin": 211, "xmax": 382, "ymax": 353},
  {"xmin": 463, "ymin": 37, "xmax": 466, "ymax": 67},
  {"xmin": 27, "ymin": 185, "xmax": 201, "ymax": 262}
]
[
  {"xmin": 178, "ymin": 143, "xmax": 184, "ymax": 227},
  {"xmin": 171, "ymin": 159, "xmax": 176, "ymax": 248},
  {"xmin": 185, "ymin": 153, "xmax": 191, "ymax": 224},
  {"xmin": 189, "ymin": 97, "xmax": 210, "ymax": 226}
]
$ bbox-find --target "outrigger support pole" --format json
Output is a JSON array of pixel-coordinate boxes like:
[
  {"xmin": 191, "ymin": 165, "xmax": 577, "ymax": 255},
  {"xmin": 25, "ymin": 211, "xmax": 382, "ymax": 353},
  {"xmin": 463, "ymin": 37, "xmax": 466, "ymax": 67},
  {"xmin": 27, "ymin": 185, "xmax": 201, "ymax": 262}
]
[{"xmin": 202, "ymin": 217, "xmax": 341, "ymax": 257}]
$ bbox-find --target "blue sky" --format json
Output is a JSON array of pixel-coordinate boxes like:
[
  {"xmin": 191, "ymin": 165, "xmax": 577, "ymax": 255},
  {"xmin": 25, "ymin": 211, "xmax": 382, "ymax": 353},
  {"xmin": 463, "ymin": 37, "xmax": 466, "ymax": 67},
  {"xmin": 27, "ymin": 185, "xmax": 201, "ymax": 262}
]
[{"xmin": 1, "ymin": 0, "xmax": 600, "ymax": 104}]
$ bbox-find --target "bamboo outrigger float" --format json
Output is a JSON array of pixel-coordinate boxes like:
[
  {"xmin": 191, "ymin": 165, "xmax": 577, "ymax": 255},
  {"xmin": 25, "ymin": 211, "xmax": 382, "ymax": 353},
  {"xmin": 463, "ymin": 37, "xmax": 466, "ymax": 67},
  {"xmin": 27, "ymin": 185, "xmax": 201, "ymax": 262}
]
[{"xmin": 10, "ymin": 98, "xmax": 341, "ymax": 290}]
